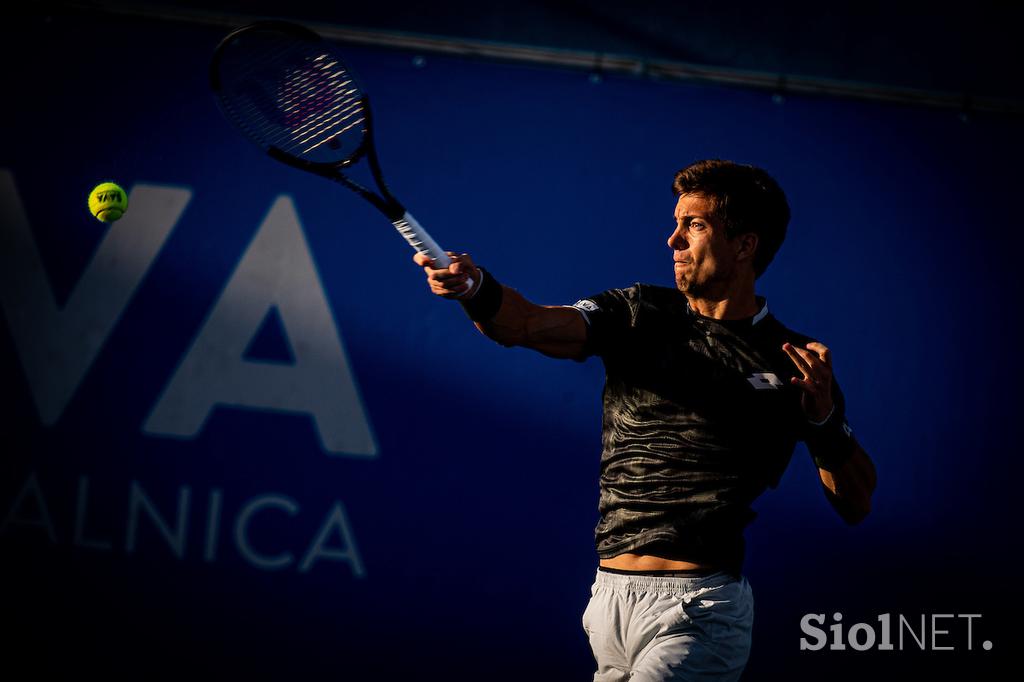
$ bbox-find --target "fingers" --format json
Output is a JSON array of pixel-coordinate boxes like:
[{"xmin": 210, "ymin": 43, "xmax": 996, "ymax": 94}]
[
  {"xmin": 805, "ymin": 341, "xmax": 832, "ymax": 367},
  {"xmin": 782, "ymin": 343, "xmax": 813, "ymax": 380},
  {"xmin": 415, "ymin": 251, "xmax": 477, "ymax": 298},
  {"xmin": 783, "ymin": 341, "xmax": 836, "ymax": 422},
  {"xmin": 783, "ymin": 342, "xmax": 832, "ymax": 392}
]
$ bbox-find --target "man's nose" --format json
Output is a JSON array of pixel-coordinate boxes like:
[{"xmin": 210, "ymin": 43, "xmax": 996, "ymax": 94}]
[{"xmin": 667, "ymin": 225, "xmax": 687, "ymax": 250}]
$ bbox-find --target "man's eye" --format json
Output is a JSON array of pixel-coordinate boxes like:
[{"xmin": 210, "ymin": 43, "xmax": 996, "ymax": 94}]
[{"xmin": 690, "ymin": 222, "xmax": 705, "ymax": 230}]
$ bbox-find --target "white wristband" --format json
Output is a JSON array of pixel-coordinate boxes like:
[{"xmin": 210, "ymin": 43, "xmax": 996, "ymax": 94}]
[
  {"xmin": 807, "ymin": 403, "xmax": 836, "ymax": 427},
  {"xmin": 463, "ymin": 267, "xmax": 485, "ymax": 299}
]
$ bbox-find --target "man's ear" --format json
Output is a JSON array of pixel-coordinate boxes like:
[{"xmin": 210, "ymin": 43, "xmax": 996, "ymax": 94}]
[{"xmin": 734, "ymin": 232, "xmax": 759, "ymax": 264}]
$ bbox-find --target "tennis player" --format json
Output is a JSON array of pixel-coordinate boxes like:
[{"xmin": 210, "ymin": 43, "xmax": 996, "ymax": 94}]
[{"xmin": 415, "ymin": 159, "xmax": 876, "ymax": 681}]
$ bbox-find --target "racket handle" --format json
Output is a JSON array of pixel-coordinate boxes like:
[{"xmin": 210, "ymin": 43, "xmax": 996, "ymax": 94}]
[
  {"xmin": 392, "ymin": 211, "xmax": 449, "ymax": 265},
  {"xmin": 393, "ymin": 211, "xmax": 475, "ymax": 294}
]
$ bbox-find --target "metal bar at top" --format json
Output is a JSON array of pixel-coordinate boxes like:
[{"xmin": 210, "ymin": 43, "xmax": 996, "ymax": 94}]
[{"xmin": 50, "ymin": 1, "xmax": 1023, "ymax": 116}]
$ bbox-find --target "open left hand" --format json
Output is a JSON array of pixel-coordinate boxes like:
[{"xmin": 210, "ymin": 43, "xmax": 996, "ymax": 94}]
[{"xmin": 782, "ymin": 341, "xmax": 834, "ymax": 422}]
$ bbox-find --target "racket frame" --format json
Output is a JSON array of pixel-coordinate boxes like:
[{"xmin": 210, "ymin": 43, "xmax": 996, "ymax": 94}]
[{"xmin": 210, "ymin": 21, "xmax": 462, "ymax": 274}]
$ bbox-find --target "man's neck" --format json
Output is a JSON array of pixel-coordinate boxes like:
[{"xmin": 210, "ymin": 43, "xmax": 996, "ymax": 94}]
[{"xmin": 684, "ymin": 289, "xmax": 760, "ymax": 321}]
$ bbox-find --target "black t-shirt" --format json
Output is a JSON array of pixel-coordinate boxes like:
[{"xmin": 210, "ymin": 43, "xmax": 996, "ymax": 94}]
[{"xmin": 572, "ymin": 283, "xmax": 845, "ymax": 576}]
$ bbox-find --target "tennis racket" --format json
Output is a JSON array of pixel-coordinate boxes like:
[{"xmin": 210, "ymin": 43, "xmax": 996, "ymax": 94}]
[{"xmin": 210, "ymin": 20, "xmax": 468, "ymax": 284}]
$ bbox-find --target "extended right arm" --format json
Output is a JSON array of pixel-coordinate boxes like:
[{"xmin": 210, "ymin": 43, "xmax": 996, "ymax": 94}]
[{"xmin": 413, "ymin": 252, "xmax": 588, "ymax": 360}]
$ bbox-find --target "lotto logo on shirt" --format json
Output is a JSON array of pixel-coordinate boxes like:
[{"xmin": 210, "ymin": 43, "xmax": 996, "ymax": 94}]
[{"xmin": 748, "ymin": 372, "xmax": 784, "ymax": 389}]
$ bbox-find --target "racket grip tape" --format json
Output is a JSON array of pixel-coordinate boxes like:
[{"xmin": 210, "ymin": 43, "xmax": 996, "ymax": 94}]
[{"xmin": 393, "ymin": 212, "xmax": 475, "ymax": 294}]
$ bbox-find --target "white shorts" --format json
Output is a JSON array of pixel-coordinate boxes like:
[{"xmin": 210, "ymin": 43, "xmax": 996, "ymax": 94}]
[{"xmin": 582, "ymin": 569, "xmax": 754, "ymax": 681}]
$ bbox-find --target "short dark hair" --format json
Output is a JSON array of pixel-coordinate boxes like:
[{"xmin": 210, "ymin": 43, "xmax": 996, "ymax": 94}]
[{"xmin": 672, "ymin": 159, "xmax": 790, "ymax": 278}]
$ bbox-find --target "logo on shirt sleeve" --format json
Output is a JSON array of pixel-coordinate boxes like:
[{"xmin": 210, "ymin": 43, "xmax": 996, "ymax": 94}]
[{"xmin": 571, "ymin": 299, "xmax": 600, "ymax": 324}]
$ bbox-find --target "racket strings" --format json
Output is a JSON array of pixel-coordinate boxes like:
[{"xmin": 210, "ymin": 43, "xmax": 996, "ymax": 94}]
[
  {"xmin": 216, "ymin": 34, "xmax": 367, "ymax": 163},
  {"xmin": 294, "ymin": 106, "xmax": 365, "ymax": 153},
  {"xmin": 285, "ymin": 93, "xmax": 361, "ymax": 142},
  {"xmin": 217, "ymin": 40, "xmax": 313, "ymax": 147},
  {"xmin": 277, "ymin": 58, "xmax": 365, "ymax": 154}
]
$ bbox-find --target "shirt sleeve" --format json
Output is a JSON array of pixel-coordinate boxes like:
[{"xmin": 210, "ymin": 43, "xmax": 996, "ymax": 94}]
[{"xmin": 569, "ymin": 286, "xmax": 639, "ymax": 358}]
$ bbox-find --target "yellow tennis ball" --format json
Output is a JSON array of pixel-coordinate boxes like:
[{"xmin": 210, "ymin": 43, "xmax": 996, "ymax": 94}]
[{"xmin": 88, "ymin": 182, "xmax": 129, "ymax": 223}]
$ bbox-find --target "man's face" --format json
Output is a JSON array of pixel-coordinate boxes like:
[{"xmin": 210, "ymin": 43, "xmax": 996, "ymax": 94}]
[{"xmin": 668, "ymin": 193, "xmax": 742, "ymax": 296}]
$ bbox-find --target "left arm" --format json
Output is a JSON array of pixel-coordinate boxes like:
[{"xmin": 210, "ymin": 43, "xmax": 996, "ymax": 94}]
[
  {"xmin": 815, "ymin": 440, "xmax": 876, "ymax": 524},
  {"xmin": 783, "ymin": 341, "xmax": 877, "ymax": 525}
]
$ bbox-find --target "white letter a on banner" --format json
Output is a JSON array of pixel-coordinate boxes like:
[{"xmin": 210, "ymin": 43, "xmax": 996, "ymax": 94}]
[{"xmin": 143, "ymin": 196, "xmax": 377, "ymax": 458}]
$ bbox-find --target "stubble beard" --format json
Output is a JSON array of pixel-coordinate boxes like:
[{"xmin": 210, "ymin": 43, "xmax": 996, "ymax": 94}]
[
  {"xmin": 676, "ymin": 263, "xmax": 734, "ymax": 299},
  {"xmin": 675, "ymin": 270, "xmax": 703, "ymax": 296}
]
